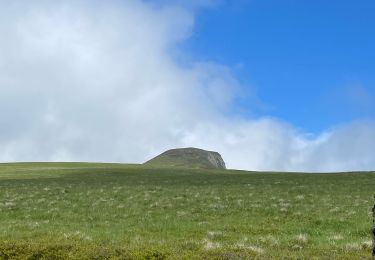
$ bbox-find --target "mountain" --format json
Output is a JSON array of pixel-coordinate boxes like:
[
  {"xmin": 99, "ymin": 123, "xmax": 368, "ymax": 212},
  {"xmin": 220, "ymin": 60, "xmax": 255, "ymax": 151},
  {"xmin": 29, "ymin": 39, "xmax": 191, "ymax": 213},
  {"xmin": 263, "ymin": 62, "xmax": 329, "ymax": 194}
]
[{"xmin": 144, "ymin": 147, "xmax": 226, "ymax": 169}]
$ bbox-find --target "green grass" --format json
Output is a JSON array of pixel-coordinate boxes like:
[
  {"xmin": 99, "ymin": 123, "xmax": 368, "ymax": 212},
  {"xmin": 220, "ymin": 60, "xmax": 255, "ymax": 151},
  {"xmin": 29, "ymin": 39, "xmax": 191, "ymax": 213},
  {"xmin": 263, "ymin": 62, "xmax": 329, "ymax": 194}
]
[
  {"xmin": 0, "ymin": 163, "xmax": 374, "ymax": 259},
  {"xmin": 145, "ymin": 154, "xmax": 211, "ymax": 168}
]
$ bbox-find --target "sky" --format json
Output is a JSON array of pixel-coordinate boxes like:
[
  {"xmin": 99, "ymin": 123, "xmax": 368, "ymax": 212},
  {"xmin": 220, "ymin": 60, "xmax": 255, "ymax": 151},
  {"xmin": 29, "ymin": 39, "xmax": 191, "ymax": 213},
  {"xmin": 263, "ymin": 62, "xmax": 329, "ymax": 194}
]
[
  {"xmin": 0, "ymin": 0, "xmax": 374, "ymax": 172},
  {"xmin": 184, "ymin": 0, "xmax": 375, "ymax": 132}
]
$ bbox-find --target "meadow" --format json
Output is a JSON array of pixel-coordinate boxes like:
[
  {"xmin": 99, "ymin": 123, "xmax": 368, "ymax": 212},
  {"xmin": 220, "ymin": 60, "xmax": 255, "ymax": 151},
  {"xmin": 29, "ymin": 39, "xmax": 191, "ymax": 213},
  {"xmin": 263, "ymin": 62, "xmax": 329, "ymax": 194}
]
[{"xmin": 0, "ymin": 163, "xmax": 374, "ymax": 259}]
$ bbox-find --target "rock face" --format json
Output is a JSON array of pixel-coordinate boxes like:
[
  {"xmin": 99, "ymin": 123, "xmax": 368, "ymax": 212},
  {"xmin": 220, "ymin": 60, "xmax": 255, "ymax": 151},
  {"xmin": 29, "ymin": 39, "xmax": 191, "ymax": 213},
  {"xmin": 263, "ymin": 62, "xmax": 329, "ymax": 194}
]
[{"xmin": 144, "ymin": 147, "xmax": 226, "ymax": 169}]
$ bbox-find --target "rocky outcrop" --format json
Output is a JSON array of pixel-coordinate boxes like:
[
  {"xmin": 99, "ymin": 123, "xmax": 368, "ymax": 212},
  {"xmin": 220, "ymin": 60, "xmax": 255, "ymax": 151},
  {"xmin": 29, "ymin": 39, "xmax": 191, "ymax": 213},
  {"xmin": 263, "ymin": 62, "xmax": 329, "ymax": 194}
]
[
  {"xmin": 206, "ymin": 150, "xmax": 226, "ymax": 169},
  {"xmin": 144, "ymin": 147, "xmax": 226, "ymax": 169}
]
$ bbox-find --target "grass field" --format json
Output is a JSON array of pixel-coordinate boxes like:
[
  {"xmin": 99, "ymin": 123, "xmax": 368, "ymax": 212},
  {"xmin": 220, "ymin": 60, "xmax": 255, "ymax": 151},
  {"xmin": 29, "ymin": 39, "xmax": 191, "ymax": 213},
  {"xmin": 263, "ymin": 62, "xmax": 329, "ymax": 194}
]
[{"xmin": 0, "ymin": 163, "xmax": 374, "ymax": 259}]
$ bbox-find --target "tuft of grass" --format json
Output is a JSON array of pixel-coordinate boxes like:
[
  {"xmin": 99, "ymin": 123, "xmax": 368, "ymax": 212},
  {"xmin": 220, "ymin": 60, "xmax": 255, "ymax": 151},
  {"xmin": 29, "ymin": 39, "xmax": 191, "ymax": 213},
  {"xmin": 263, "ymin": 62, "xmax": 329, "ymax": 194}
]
[{"xmin": 0, "ymin": 163, "xmax": 373, "ymax": 258}]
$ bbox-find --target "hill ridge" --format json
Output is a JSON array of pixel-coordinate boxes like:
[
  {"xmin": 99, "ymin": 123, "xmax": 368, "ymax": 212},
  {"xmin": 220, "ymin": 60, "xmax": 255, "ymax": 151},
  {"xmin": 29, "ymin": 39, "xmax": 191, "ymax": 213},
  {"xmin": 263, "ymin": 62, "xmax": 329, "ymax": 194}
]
[{"xmin": 144, "ymin": 147, "xmax": 226, "ymax": 169}]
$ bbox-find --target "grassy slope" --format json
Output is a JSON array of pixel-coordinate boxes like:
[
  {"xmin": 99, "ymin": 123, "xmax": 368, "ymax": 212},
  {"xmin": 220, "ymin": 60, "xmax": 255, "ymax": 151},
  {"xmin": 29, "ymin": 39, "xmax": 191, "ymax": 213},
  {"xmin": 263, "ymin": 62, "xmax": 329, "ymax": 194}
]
[
  {"xmin": 0, "ymin": 163, "xmax": 374, "ymax": 259},
  {"xmin": 145, "ymin": 155, "xmax": 211, "ymax": 168},
  {"xmin": 144, "ymin": 150, "xmax": 220, "ymax": 169}
]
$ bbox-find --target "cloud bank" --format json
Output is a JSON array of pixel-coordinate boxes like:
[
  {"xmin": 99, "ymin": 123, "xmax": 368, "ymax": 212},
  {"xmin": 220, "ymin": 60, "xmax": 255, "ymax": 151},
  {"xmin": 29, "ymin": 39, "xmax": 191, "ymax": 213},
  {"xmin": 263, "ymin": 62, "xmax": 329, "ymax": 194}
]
[{"xmin": 0, "ymin": 0, "xmax": 374, "ymax": 172}]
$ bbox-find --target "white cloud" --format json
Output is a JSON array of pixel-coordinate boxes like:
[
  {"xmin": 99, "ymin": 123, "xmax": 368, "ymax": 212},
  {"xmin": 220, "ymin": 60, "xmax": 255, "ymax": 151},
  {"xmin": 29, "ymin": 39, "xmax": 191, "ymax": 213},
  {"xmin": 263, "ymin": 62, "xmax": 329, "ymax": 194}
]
[
  {"xmin": 181, "ymin": 119, "xmax": 375, "ymax": 172},
  {"xmin": 0, "ymin": 1, "xmax": 374, "ymax": 172}
]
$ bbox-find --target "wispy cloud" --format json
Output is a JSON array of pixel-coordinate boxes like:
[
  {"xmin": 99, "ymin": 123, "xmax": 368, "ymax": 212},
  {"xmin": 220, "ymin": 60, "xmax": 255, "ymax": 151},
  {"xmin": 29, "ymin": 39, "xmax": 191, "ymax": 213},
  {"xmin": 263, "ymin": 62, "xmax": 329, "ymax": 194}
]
[{"xmin": 0, "ymin": 1, "xmax": 374, "ymax": 172}]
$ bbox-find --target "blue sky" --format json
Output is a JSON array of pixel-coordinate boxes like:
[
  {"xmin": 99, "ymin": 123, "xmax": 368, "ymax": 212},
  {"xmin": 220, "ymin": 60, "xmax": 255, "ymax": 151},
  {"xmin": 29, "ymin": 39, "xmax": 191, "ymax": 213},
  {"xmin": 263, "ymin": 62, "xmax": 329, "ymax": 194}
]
[{"xmin": 182, "ymin": 0, "xmax": 375, "ymax": 132}]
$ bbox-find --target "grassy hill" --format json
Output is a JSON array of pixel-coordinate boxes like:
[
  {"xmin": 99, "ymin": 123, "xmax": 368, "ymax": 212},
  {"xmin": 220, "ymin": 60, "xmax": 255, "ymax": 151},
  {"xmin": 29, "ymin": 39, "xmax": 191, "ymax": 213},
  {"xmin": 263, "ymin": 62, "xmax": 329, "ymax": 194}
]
[
  {"xmin": 144, "ymin": 148, "xmax": 226, "ymax": 169},
  {"xmin": 0, "ymin": 163, "xmax": 373, "ymax": 259}
]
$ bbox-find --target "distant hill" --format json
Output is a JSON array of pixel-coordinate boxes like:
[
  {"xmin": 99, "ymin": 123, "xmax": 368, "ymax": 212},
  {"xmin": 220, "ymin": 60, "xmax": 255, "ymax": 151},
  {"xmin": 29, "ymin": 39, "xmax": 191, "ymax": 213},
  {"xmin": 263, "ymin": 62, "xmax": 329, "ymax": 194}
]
[{"xmin": 144, "ymin": 147, "xmax": 226, "ymax": 169}]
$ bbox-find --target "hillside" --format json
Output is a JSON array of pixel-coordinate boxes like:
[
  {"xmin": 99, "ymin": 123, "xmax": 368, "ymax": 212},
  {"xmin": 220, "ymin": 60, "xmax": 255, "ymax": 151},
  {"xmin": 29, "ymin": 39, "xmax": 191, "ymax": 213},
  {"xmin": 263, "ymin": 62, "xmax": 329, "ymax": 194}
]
[
  {"xmin": 144, "ymin": 147, "xmax": 226, "ymax": 169},
  {"xmin": 0, "ymin": 162, "xmax": 373, "ymax": 259}
]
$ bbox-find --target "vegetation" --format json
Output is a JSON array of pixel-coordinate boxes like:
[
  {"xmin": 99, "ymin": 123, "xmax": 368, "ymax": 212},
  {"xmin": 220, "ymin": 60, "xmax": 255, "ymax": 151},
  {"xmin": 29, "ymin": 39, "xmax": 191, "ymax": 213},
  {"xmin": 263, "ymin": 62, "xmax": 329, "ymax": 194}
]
[
  {"xmin": 0, "ymin": 163, "xmax": 373, "ymax": 259},
  {"xmin": 144, "ymin": 148, "xmax": 226, "ymax": 169}
]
